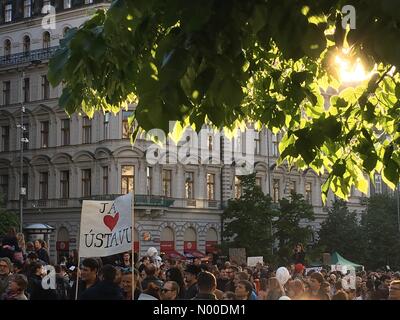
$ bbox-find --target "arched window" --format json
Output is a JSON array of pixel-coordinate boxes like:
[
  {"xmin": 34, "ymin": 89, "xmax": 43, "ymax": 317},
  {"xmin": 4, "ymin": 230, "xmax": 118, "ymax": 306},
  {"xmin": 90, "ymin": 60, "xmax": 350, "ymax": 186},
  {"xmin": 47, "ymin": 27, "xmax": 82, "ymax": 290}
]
[
  {"xmin": 43, "ymin": 32, "xmax": 50, "ymax": 49},
  {"xmin": 23, "ymin": 36, "xmax": 30, "ymax": 54},
  {"xmin": 63, "ymin": 27, "xmax": 70, "ymax": 38},
  {"xmin": 4, "ymin": 39, "xmax": 11, "ymax": 58}
]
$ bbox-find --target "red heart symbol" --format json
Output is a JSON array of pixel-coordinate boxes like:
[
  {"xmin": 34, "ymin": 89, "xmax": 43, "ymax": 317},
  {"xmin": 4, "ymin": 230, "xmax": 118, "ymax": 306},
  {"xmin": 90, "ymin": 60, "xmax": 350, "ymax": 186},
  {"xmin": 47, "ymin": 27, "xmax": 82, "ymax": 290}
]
[{"xmin": 103, "ymin": 212, "xmax": 119, "ymax": 232}]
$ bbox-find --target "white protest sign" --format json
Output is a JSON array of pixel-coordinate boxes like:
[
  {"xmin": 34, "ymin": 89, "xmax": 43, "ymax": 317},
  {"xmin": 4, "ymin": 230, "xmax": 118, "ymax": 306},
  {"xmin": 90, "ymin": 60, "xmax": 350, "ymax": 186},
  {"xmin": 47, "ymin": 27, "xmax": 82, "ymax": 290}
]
[
  {"xmin": 247, "ymin": 256, "xmax": 263, "ymax": 267},
  {"xmin": 79, "ymin": 193, "xmax": 132, "ymax": 257},
  {"xmin": 305, "ymin": 267, "xmax": 322, "ymax": 274}
]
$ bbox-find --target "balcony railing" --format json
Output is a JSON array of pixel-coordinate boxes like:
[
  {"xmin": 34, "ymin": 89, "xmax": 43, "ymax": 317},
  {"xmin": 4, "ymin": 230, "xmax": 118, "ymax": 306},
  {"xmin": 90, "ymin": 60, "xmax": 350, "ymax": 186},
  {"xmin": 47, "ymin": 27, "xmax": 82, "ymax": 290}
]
[
  {"xmin": 7, "ymin": 195, "xmax": 222, "ymax": 210},
  {"xmin": 0, "ymin": 46, "xmax": 59, "ymax": 67}
]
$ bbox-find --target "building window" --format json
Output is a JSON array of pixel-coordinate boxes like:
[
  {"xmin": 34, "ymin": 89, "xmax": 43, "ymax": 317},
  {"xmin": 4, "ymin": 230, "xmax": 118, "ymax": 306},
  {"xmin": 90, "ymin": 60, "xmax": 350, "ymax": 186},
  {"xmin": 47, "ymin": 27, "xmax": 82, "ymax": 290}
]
[
  {"xmin": 305, "ymin": 182, "xmax": 312, "ymax": 203},
  {"xmin": 208, "ymin": 135, "xmax": 213, "ymax": 152},
  {"xmin": 23, "ymin": 0, "xmax": 31, "ymax": 18},
  {"xmin": 103, "ymin": 112, "xmax": 109, "ymax": 140},
  {"xmin": 0, "ymin": 175, "xmax": 8, "ymax": 202},
  {"xmin": 1, "ymin": 126, "xmax": 9, "ymax": 152},
  {"xmin": 60, "ymin": 170, "xmax": 69, "ymax": 198},
  {"xmin": 82, "ymin": 117, "xmax": 91, "ymax": 144},
  {"xmin": 273, "ymin": 179, "xmax": 280, "ymax": 203},
  {"xmin": 374, "ymin": 174, "xmax": 382, "ymax": 194},
  {"xmin": 146, "ymin": 167, "xmax": 152, "ymax": 195},
  {"xmin": 122, "ymin": 111, "xmax": 133, "ymax": 139},
  {"xmin": 61, "ymin": 119, "xmax": 70, "ymax": 145},
  {"xmin": 22, "ymin": 173, "xmax": 28, "ymax": 198},
  {"xmin": 162, "ymin": 169, "xmax": 172, "ymax": 197},
  {"xmin": 22, "ymin": 123, "xmax": 29, "ymax": 150},
  {"xmin": 254, "ymin": 131, "xmax": 261, "ymax": 155},
  {"xmin": 4, "ymin": 40, "xmax": 11, "ymax": 58},
  {"xmin": 207, "ymin": 173, "xmax": 215, "ymax": 200},
  {"xmin": 41, "ymin": 75, "xmax": 50, "ymax": 99},
  {"xmin": 272, "ymin": 134, "xmax": 279, "ymax": 157},
  {"xmin": 234, "ymin": 176, "xmax": 242, "ymax": 199},
  {"xmin": 82, "ymin": 169, "xmax": 91, "ymax": 197},
  {"xmin": 43, "ymin": 32, "xmax": 50, "ymax": 49},
  {"xmin": 85, "ymin": 0, "xmax": 94, "ymax": 4},
  {"xmin": 102, "ymin": 166, "xmax": 108, "ymax": 194},
  {"xmin": 5, "ymin": 4, "xmax": 12, "ymax": 22},
  {"xmin": 63, "ymin": 27, "xmax": 70, "ymax": 37},
  {"xmin": 23, "ymin": 78, "xmax": 30, "ymax": 102},
  {"xmin": 64, "ymin": 0, "xmax": 71, "ymax": 9},
  {"xmin": 256, "ymin": 176, "xmax": 262, "ymax": 187},
  {"xmin": 3, "ymin": 81, "xmax": 10, "ymax": 105},
  {"xmin": 23, "ymin": 36, "xmax": 30, "ymax": 54},
  {"xmin": 289, "ymin": 180, "xmax": 296, "ymax": 194},
  {"xmin": 185, "ymin": 172, "xmax": 194, "ymax": 199},
  {"xmin": 40, "ymin": 121, "xmax": 49, "ymax": 148},
  {"xmin": 121, "ymin": 165, "xmax": 134, "ymax": 194},
  {"xmin": 39, "ymin": 172, "xmax": 48, "ymax": 200}
]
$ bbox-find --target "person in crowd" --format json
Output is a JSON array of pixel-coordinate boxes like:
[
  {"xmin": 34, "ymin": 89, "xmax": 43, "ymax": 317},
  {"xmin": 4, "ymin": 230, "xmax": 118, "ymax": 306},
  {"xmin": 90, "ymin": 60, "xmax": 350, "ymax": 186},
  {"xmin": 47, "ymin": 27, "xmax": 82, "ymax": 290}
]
[
  {"xmin": 293, "ymin": 263, "xmax": 305, "ymax": 281},
  {"xmin": 0, "ymin": 257, "xmax": 12, "ymax": 297},
  {"xmin": 234, "ymin": 271, "xmax": 257, "ymax": 300},
  {"xmin": 217, "ymin": 268, "xmax": 230, "ymax": 291},
  {"xmin": 304, "ymin": 272, "xmax": 330, "ymax": 300},
  {"xmin": 133, "ymin": 269, "xmax": 142, "ymax": 300},
  {"xmin": 235, "ymin": 280, "xmax": 253, "ymax": 300},
  {"xmin": 16, "ymin": 233, "xmax": 26, "ymax": 260},
  {"xmin": 375, "ymin": 274, "xmax": 392, "ymax": 300},
  {"xmin": 184, "ymin": 264, "xmax": 201, "ymax": 299},
  {"xmin": 2, "ymin": 274, "xmax": 28, "ymax": 300},
  {"xmin": 25, "ymin": 242, "xmax": 35, "ymax": 256},
  {"xmin": 265, "ymin": 277, "xmax": 285, "ymax": 300},
  {"xmin": 34, "ymin": 239, "xmax": 49, "ymax": 265},
  {"xmin": 222, "ymin": 291, "xmax": 237, "ymax": 300},
  {"xmin": 292, "ymin": 243, "xmax": 306, "ymax": 265},
  {"xmin": 332, "ymin": 291, "xmax": 349, "ymax": 300},
  {"xmin": 192, "ymin": 271, "xmax": 218, "ymax": 300},
  {"xmin": 287, "ymin": 279, "xmax": 305, "ymax": 300},
  {"xmin": 80, "ymin": 264, "xmax": 124, "ymax": 300},
  {"xmin": 27, "ymin": 262, "xmax": 57, "ymax": 300},
  {"xmin": 120, "ymin": 270, "xmax": 133, "ymax": 300},
  {"xmin": 321, "ymin": 281, "xmax": 332, "ymax": 299},
  {"xmin": 138, "ymin": 279, "xmax": 162, "ymax": 300},
  {"xmin": 165, "ymin": 267, "xmax": 186, "ymax": 299},
  {"xmin": 55, "ymin": 265, "xmax": 70, "ymax": 300},
  {"xmin": 161, "ymin": 280, "xmax": 179, "ymax": 300},
  {"xmin": 141, "ymin": 264, "xmax": 163, "ymax": 291},
  {"xmin": 69, "ymin": 258, "xmax": 99, "ymax": 300},
  {"xmin": 257, "ymin": 278, "xmax": 268, "ymax": 300},
  {"xmin": 120, "ymin": 252, "xmax": 132, "ymax": 270},
  {"xmin": 225, "ymin": 265, "xmax": 239, "ymax": 292},
  {"xmin": 1, "ymin": 228, "xmax": 20, "ymax": 262}
]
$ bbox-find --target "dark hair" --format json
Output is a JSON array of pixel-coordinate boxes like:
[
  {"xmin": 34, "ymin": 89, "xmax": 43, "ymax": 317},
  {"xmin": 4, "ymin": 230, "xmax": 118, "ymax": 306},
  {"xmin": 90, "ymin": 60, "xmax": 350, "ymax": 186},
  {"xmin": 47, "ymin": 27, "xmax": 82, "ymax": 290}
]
[
  {"xmin": 332, "ymin": 291, "xmax": 348, "ymax": 300},
  {"xmin": 335, "ymin": 280, "xmax": 343, "ymax": 291},
  {"xmin": 223, "ymin": 291, "xmax": 237, "ymax": 300},
  {"xmin": 27, "ymin": 252, "xmax": 38, "ymax": 260},
  {"xmin": 228, "ymin": 266, "xmax": 239, "ymax": 273},
  {"xmin": 7, "ymin": 227, "xmax": 16, "ymax": 237},
  {"xmin": 30, "ymin": 262, "xmax": 43, "ymax": 275},
  {"xmin": 197, "ymin": 271, "xmax": 217, "ymax": 293},
  {"xmin": 310, "ymin": 272, "xmax": 324, "ymax": 284},
  {"xmin": 82, "ymin": 258, "xmax": 99, "ymax": 272},
  {"xmin": 238, "ymin": 280, "xmax": 253, "ymax": 299},
  {"xmin": 166, "ymin": 267, "xmax": 185, "ymax": 291},
  {"xmin": 101, "ymin": 264, "xmax": 116, "ymax": 282},
  {"xmin": 11, "ymin": 274, "xmax": 28, "ymax": 291},
  {"xmin": 145, "ymin": 264, "xmax": 156, "ymax": 276}
]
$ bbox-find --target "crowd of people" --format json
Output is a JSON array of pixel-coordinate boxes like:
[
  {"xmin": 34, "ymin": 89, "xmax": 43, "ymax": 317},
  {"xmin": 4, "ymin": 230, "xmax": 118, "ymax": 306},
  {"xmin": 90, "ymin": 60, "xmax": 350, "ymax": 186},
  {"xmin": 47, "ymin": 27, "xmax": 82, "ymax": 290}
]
[{"xmin": 1, "ymin": 228, "xmax": 400, "ymax": 300}]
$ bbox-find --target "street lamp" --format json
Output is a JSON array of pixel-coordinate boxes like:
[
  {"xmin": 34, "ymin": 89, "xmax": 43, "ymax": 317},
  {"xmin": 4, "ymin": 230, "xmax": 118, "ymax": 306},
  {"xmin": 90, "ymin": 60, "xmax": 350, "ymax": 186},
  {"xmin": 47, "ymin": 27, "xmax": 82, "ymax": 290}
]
[{"xmin": 18, "ymin": 59, "xmax": 41, "ymax": 233}]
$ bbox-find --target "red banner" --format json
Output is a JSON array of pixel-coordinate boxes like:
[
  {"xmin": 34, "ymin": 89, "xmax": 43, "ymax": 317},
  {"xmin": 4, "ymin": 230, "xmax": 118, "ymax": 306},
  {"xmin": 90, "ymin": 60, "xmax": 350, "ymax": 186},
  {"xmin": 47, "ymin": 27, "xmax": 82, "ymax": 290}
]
[
  {"xmin": 206, "ymin": 241, "xmax": 217, "ymax": 253},
  {"xmin": 56, "ymin": 241, "xmax": 69, "ymax": 251},
  {"xmin": 133, "ymin": 241, "xmax": 139, "ymax": 253},
  {"xmin": 184, "ymin": 241, "xmax": 197, "ymax": 251},
  {"xmin": 160, "ymin": 241, "xmax": 175, "ymax": 252}
]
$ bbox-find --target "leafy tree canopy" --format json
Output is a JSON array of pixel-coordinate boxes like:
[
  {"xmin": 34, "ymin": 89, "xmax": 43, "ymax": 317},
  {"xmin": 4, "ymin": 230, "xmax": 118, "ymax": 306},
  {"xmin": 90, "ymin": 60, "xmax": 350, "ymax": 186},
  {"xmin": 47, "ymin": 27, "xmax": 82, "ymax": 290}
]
[{"xmin": 49, "ymin": 0, "xmax": 400, "ymax": 200}]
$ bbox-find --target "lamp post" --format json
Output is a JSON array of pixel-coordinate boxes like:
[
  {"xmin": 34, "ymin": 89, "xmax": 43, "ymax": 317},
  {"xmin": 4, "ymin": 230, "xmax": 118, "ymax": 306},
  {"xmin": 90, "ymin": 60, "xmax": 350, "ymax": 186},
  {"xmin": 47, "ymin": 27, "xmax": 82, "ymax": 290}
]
[{"xmin": 18, "ymin": 59, "xmax": 41, "ymax": 233}]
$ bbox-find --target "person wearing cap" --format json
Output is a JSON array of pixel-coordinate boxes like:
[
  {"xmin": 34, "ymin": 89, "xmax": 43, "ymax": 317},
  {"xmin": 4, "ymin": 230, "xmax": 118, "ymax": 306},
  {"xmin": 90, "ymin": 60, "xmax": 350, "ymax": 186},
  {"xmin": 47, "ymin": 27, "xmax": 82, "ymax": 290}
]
[
  {"xmin": 0, "ymin": 257, "xmax": 12, "ymax": 298},
  {"xmin": 184, "ymin": 264, "xmax": 201, "ymax": 299},
  {"xmin": 293, "ymin": 263, "xmax": 305, "ymax": 281}
]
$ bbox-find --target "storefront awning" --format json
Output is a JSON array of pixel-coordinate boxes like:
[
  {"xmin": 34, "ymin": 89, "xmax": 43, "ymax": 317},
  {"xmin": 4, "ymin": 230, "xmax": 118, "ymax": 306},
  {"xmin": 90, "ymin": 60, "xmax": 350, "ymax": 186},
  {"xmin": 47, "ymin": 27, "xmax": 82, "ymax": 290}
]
[
  {"xmin": 184, "ymin": 250, "xmax": 206, "ymax": 259},
  {"xmin": 162, "ymin": 250, "xmax": 186, "ymax": 260}
]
